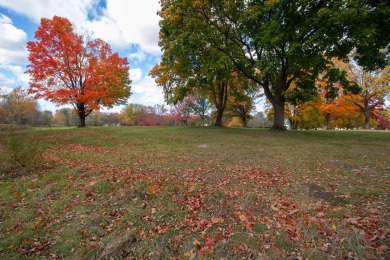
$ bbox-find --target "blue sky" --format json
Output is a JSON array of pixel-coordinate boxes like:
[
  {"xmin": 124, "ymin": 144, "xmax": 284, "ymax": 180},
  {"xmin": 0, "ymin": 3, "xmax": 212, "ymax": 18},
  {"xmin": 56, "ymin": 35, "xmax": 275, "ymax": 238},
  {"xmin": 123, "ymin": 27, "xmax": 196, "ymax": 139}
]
[{"xmin": 0, "ymin": 0, "xmax": 164, "ymax": 113}]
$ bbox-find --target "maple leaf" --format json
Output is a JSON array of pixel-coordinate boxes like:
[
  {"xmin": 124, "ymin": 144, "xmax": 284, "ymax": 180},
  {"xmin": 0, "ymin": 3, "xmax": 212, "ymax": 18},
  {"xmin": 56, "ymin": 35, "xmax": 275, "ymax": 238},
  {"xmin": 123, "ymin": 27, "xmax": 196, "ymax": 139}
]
[{"xmin": 375, "ymin": 245, "xmax": 388, "ymax": 254}]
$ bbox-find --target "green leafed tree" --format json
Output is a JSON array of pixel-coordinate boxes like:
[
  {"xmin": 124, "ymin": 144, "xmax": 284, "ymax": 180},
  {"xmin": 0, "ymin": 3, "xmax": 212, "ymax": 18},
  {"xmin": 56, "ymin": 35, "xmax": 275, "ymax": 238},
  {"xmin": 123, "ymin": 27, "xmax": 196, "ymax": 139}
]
[
  {"xmin": 150, "ymin": 2, "xmax": 241, "ymax": 126},
  {"xmin": 120, "ymin": 103, "xmax": 144, "ymax": 126},
  {"xmin": 155, "ymin": 0, "xmax": 389, "ymax": 130}
]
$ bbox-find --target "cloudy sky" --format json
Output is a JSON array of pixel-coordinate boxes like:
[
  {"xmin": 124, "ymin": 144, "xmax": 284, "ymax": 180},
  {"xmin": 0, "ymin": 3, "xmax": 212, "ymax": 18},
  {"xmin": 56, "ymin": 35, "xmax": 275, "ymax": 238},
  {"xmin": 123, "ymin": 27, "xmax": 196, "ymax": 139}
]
[{"xmin": 0, "ymin": 0, "xmax": 164, "ymax": 112}]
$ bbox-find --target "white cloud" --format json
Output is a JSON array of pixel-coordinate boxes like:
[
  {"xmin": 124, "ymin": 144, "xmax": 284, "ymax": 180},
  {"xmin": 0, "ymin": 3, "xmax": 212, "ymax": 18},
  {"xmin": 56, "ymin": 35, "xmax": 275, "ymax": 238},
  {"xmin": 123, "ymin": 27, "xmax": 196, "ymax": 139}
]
[
  {"xmin": 85, "ymin": 0, "xmax": 161, "ymax": 55},
  {"xmin": 131, "ymin": 76, "xmax": 164, "ymax": 106},
  {"xmin": 0, "ymin": 0, "xmax": 161, "ymax": 56},
  {"xmin": 2, "ymin": 65, "xmax": 30, "ymax": 83},
  {"xmin": 37, "ymin": 98, "xmax": 61, "ymax": 113},
  {"xmin": 0, "ymin": 12, "xmax": 10, "ymax": 23},
  {"xmin": 0, "ymin": 0, "xmax": 98, "ymax": 25},
  {"xmin": 0, "ymin": 86, "xmax": 13, "ymax": 94},
  {"xmin": 130, "ymin": 68, "xmax": 142, "ymax": 82},
  {"xmin": 0, "ymin": 14, "xmax": 28, "ymax": 64},
  {"xmin": 129, "ymin": 51, "xmax": 146, "ymax": 63}
]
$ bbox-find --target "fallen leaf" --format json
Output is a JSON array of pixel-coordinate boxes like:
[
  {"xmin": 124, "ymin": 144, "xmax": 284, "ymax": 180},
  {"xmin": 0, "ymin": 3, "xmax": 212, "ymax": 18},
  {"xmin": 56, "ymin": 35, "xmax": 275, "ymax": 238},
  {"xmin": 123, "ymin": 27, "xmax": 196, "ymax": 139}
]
[
  {"xmin": 193, "ymin": 239, "xmax": 201, "ymax": 247},
  {"xmin": 376, "ymin": 245, "xmax": 388, "ymax": 254},
  {"xmin": 211, "ymin": 217, "xmax": 224, "ymax": 224}
]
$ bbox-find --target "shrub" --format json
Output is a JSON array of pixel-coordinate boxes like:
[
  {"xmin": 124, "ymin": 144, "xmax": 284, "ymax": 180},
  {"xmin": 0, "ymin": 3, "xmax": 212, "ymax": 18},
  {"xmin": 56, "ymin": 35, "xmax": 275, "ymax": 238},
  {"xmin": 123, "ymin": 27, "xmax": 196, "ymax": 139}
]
[{"xmin": 0, "ymin": 132, "xmax": 43, "ymax": 178}]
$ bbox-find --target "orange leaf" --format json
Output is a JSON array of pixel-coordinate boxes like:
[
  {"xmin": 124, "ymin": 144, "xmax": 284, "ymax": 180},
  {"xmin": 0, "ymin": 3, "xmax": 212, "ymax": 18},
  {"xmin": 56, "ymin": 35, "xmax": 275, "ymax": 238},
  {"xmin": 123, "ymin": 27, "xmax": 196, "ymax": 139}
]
[
  {"xmin": 211, "ymin": 217, "xmax": 224, "ymax": 224},
  {"xmin": 376, "ymin": 245, "xmax": 388, "ymax": 254}
]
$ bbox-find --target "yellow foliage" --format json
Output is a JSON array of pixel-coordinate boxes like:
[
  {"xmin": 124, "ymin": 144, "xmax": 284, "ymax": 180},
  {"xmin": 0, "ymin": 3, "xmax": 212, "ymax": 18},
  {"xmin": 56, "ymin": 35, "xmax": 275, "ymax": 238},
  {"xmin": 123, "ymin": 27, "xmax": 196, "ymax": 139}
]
[{"xmin": 227, "ymin": 117, "xmax": 243, "ymax": 127}]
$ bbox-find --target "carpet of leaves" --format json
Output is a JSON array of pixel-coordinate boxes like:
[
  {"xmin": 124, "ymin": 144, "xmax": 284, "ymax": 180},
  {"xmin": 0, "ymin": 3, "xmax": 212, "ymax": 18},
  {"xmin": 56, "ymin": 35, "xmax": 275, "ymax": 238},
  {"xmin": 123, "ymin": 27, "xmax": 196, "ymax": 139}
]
[{"xmin": 1, "ymin": 134, "xmax": 389, "ymax": 259}]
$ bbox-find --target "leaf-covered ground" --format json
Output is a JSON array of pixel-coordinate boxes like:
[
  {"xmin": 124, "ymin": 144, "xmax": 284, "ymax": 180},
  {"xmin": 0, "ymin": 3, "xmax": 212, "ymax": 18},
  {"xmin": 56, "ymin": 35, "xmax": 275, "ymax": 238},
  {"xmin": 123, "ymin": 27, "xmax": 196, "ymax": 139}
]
[{"xmin": 0, "ymin": 127, "xmax": 389, "ymax": 259}]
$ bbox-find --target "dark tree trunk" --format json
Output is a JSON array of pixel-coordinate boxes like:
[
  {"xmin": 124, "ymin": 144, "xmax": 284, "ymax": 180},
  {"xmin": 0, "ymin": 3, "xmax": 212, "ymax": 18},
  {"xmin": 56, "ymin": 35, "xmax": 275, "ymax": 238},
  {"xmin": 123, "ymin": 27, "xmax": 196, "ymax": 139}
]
[
  {"xmin": 363, "ymin": 108, "xmax": 371, "ymax": 129},
  {"xmin": 77, "ymin": 103, "xmax": 87, "ymax": 127},
  {"xmin": 78, "ymin": 113, "xmax": 86, "ymax": 127},
  {"xmin": 241, "ymin": 115, "xmax": 247, "ymax": 127},
  {"xmin": 272, "ymin": 98, "xmax": 286, "ymax": 130},
  {"xmin": 215, "ymin": 108, "xmax": 224, "ymax": 126},
  {"xmin": 211, "ymin": 81, "xmax": 228, "ymax": 127},
  {"xmin": 325, "ymin": 113, "xmax": 332, "ymax": 130}
]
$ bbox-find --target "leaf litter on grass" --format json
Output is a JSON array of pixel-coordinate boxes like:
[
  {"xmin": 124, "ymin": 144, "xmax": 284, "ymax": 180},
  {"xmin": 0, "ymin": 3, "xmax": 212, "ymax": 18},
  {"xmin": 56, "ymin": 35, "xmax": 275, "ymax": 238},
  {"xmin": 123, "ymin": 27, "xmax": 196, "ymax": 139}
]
[{"xmin": 0, "ymin": 127, "xmax": 389, "ymax": 259}]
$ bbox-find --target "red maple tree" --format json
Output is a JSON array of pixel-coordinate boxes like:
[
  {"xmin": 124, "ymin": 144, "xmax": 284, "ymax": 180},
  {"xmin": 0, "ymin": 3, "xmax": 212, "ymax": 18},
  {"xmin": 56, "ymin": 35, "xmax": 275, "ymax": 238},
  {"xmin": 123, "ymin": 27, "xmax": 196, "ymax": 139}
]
[{"xmin": 27, "ymin": 16, "xmax": 131, "ymax": 127}]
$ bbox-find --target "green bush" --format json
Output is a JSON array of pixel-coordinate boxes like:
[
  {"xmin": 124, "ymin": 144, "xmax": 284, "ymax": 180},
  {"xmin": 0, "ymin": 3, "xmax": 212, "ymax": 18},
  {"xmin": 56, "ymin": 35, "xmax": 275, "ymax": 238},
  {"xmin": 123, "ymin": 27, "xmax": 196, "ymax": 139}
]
[{"xmin": 0, "ymin": 132, "xmax": 43, "ymax": 177}]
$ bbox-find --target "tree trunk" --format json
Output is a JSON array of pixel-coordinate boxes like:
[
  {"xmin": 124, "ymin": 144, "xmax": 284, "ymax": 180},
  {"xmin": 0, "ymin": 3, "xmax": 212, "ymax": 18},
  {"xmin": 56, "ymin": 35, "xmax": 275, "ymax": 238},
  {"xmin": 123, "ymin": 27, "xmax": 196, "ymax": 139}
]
[
  {"xmin": 211, "ymin": 81, "xmax": 228, "ymax": 127},
  {"xmin": 77, "ymin": 103, "xmax": 89, "ymax": 127},
  {"xmin": 363, "ymin": 108, "xmax": 371, "ymax": 129},
  {"xmin": 325, "ymin": 113, "xmax": 332, "ymax": 130},
  {"xmin": 272, "ymin": 98, "xmax": 286, "ymax": 130},
  {"xmin": 263, "ymin": 75, "xmax": 287, "ymax": 131},
  {"xmin": 215, "ymin": 108, "xmax": 224, "ymax": 126},
  {"xmin": 242, "ymin": 115, "xmax": 247, "ymax": 127},
  {"xmin": 289, "ymin": 119, "xmax": 298, "ymax": 130},
  {"xmin": 78, "ymin": 113, "xmax": 86, "ymax": 127}
]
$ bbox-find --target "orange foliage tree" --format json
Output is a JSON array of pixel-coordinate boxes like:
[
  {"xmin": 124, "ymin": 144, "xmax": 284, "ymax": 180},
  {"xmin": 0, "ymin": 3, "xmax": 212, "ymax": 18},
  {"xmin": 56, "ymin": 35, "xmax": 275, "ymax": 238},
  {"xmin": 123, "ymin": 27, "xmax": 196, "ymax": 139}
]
[
  {"xmin": 331, "ymin": 95, "xmax": 363, "ymax": 129},
  {"xmin": 333, "ymin": 59, "xmax": 390, "ymax": 129},
  {"xmin": 27, "ymin": 16, "xmax": 131, "ymax": 127},
  {"xmin": 317, "ymin": 84, "xmax": 362, "ymax": 130}
]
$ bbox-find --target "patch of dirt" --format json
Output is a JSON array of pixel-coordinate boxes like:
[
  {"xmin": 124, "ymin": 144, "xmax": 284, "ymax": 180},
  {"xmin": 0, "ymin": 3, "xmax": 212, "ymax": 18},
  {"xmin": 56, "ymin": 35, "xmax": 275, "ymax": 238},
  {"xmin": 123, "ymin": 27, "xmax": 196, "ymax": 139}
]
[
  {"xmin": 100, "ymin": 236, "xmax": 137, "ymax": 259},
  {"xmin": 307, "ymin": 183, "xmax": 347, "ymax": 206}
]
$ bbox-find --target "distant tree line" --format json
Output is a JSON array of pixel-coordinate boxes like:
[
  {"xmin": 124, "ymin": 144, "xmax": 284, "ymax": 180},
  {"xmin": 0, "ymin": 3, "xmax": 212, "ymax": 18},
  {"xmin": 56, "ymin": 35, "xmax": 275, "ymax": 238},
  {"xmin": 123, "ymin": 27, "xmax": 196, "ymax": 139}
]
[
  {"xmin": 52, "ymin": 95, "xmax": 267, "ymax": 127},
  {"xmin": 1, "ymin": 84, "xmax": 388, "ymax": 129},
  {"xmin": 0, "ymin": 87, "xmax": 53, "ymax": 127}
]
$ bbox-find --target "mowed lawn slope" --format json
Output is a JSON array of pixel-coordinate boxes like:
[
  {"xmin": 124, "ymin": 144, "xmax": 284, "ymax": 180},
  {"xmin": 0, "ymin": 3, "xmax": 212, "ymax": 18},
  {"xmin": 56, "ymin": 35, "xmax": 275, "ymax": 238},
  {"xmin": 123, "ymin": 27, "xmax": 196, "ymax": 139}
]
[{"xmin": 0, "ymin": 127, "xmax": 389, "ymax": 259}]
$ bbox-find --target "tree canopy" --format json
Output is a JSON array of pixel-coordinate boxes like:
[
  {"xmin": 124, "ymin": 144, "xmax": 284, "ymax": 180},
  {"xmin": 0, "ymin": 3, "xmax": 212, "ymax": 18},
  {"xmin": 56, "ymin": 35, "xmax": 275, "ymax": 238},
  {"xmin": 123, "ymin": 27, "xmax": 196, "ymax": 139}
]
[
  {"xmin": 154, "ymin": 0, "xmax": 389, "ymax": 130},
  {"xmin": 27, "ymin": 16, "xmax": 132, "ymax": 127}
]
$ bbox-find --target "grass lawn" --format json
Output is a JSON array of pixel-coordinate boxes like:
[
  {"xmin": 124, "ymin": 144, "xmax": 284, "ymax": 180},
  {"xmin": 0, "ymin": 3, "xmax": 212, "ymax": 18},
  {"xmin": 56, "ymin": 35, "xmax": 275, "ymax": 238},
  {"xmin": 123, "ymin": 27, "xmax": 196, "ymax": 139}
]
[{"xmin": 0, "ymin": 126, "xmax": 389, "ymax": 259}]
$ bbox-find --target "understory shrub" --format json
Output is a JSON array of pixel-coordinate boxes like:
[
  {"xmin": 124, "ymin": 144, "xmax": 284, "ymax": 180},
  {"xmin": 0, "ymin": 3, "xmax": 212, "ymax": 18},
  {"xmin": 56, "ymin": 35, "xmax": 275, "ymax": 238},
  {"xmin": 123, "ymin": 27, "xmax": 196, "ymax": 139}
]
[{"xmin": 0, "ymin": 132, "xmax": 43, "ymax": 178}]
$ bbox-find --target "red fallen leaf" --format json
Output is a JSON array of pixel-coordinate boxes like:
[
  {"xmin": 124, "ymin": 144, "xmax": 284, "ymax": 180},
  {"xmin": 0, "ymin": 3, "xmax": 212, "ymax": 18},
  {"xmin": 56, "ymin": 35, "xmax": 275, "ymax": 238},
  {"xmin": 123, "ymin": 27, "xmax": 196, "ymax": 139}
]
[
  {"xmin": 239, "ymin": 243, "xmax": 248, "ymax": 252},
  {"xmin": 376, "ymin": 245, "xmax": 388, "ymax": 254},
  {"xmin": 199, "ymin": 237, "xmax": 215, "ymax": 255},
  {"xmin": 271, "ymin": 203, "xmax": 279, "ymax": 211},
  {"xmin": 36, "ymin": 245, "xmax": 46, "ymax": 250},
  {"xmin": 258, "ymin": 234, "xmax": 266, "ymax": 241}
]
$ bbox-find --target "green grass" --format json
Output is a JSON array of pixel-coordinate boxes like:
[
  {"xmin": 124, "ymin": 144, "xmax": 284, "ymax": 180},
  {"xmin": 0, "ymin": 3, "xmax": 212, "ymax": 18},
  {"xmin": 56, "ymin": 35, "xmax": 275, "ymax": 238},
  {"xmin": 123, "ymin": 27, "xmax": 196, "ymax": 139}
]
[{"xmin": 0, "ymin": 126, "xmax": 389, "ymax": 259}]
